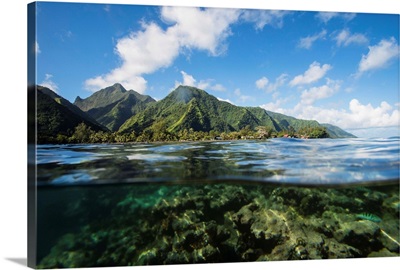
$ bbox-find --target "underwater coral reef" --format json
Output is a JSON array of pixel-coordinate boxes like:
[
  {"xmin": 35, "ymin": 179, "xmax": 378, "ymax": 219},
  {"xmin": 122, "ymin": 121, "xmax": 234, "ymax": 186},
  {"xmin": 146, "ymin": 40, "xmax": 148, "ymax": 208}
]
[{"xmin": 37, "ymin": 183, "xmax": 399, "ymax": 268}]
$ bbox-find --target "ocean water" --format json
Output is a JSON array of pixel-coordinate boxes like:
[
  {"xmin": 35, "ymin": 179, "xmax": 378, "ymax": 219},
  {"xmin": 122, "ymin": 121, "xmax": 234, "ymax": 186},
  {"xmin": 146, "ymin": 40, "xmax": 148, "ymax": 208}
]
[{"xmin": 35, "ymin": 138, "xmax": 400, "ymax": 268}]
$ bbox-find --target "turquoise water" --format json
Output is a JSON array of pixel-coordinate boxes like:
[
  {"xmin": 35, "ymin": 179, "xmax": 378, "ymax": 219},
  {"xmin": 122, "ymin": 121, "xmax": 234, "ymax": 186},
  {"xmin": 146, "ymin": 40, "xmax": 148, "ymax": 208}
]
[{"xmin": 35, "ymin": 138, "xmax": 400, "ymax": 267}]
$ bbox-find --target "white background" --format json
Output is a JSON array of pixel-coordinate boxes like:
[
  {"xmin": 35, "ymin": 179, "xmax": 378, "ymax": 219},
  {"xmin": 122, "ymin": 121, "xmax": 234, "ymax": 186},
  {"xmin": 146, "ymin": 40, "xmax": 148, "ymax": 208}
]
[{"xmin": 0, "ymin": 1, "xmax": 399, "ymax": 270}]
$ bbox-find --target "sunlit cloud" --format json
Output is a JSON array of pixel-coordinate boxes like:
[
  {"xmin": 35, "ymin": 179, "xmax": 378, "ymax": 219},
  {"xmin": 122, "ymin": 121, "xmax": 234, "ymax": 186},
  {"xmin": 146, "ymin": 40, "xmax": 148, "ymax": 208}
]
[
  {"xmin": 85, "ymin": 7, "xmax": 239, "ymax": 93},
  {"xmin": 299, "ymin": 79, "xmax": 341, "ymax": 105},
  {"xmin": 289, "ymin": 61, "xmax": 332, "ymax": 86},
  {"xmin": 261, "ymin": 97, "xmax": 399, "ymax": 130},
  {"xmin": 356, "ymin": 37, "xmax": 399, "ymax": 77},
  {"xmin": 84, "ymin": 6, "xmax": 291, "ymax": 93}
]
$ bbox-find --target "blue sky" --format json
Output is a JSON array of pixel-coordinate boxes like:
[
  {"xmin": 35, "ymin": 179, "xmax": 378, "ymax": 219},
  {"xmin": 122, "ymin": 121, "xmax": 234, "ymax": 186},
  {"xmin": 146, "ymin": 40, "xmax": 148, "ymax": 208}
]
[{"xmin": 35, "ymin": 1, "xmax": 399, "ymax": 137}]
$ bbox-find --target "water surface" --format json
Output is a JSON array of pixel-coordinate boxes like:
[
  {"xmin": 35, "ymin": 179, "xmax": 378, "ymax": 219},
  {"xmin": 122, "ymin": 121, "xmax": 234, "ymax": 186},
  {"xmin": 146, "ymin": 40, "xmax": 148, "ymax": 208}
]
[
  {"xmin": 37, "ymin": 137, "xmax": 400, "ymax": 186},
  {"xmin": 35, "ymin": 138, "xmax": 400, "ymax": 268}
]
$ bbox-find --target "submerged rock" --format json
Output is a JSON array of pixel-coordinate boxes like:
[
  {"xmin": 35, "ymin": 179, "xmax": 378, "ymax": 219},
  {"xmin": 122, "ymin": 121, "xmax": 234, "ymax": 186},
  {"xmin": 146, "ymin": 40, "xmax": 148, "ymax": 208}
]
[
  {"xmin": 334, "ymin": 220, "xmax": 382, "ymax": 254},
  {"xmin": 368, "ymin": 248, "xmax": 399, "ymax": 257},
  {"xmin": 37, "ymin": 183, "xmax": 399, "ymax": 268}
]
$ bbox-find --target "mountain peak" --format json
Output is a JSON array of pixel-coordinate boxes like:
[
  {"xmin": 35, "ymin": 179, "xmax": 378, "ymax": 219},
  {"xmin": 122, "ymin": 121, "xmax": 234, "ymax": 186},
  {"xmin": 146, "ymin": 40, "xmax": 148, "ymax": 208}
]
[
  {"xmin": 170, "ymin": 85, "xmax": 209, "ymax": 103},
  {"xmin": 107, "ymin": 83, "xmax": 127, "ymax": 93}
]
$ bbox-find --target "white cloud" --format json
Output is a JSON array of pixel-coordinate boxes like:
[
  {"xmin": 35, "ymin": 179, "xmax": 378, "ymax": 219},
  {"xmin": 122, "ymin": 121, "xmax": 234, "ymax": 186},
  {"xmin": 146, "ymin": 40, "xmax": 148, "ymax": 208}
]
[
  {"xmin": 256, "ymin": 74, "xmax": 288, "ymax": 93},
  {"xmin": 174, "ymin": 71, "xmax": 226, "ymax": 92},
  {"xmin": 334, "ymin": 29, "xmax": 368, "ymax": 47},
  {"xmin": 316, "ymin": 12, "xmax": 356, "ymax": 24},
  {"xmin": 298, "ymin": 30, "xmax": 327, "ymax": 49},
  {"xmin": 84, "ymin": 7, "xmax": 292, "ymax": 94},
  {"xmin": 260, "ymin": 98, "xmax": 287, "ymax": 114},
  {"xmin": 85, "ymin": 22, "xmax": 179, "ymax": 93},
  {"xmin": 178, "ymin": 71, "xmax": 196, "ymax": 87},
  {"xmin": 357, "ymin": 37, "xmax": 399, "ymax": 76},
  {"xmin": 289, "ymin": 61, "xmax": 332, "ymax": 86},
  {"xmin": 41, "ymin": 74, "xmax": 59, "ymax": 93},
  {"xmin": 347, "ymin": 99, "xmax": 399, "ymax": 128},
  {"xmin": 161, "ymin": 7, "xmax": 240, "ymax": 56},
  {"xmin": 241, "ymin": 10, "xmax": 290, "ymax": 30},
  {"xmin": 256, "ymin": 76, "xmax": 269, "ymax": 89},
  {"xmin": 303, "ymin": 99, "xmax": 399, "ymax": 130},
  {"xmin": 260, "ymin": 74, "xmax": 398, "ymax": 132},
  {"xmin": 261, "ymin": 97, "xmax": 399, "ymax": 131},
  {"xmin": 299, "ymin": 79, "xmax": 340, "ymax": 105},
  {"xmin": 85, "ymin": 7, "xmax": 240, "ymax": 93}
]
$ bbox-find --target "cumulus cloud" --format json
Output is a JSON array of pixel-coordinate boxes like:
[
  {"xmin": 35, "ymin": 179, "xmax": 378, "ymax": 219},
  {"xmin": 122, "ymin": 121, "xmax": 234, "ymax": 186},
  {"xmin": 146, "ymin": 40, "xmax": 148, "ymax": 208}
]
[
  {"xmin": 174, "ymin": 71, "xmax": 226, "ymax": 92},
  {"xmin": 85, "ymin": 7, "xmax": 291, "ymax": 94},
  {"xmin": 85, "ymin": 22, "xmax": 180, "ymax": 93},
  {"xmin": 299, "ymin": 99, "xmax": 399, "ymax": 130},
  {"xmin": 347, "ymin": 99, "xmax": 398, "ymax": 128},
  {"xmin": 289, "ymin": 62, "xmax": 332, "ymax": 86},
  {"xmin": 315, "ymin": 12, "xmax": 356, "ymax": 24},
  {"xmin": 334, "ymin": 29, "xmax": 368, "ymax": 47},
  {"xmin": 161, "ymin": 7, "xmax": 240, "ymax": 56},
  {"xmin": 256, "ymin": 74, "xmax": 288, "ymax": 93},
  {"xmin": 41, "ymin": 74, "xmax": 59, "ymax": 93},
  {"xmin": 259, "ymin": 98, "xmax": 288, "ymax": 114},
  {"xmin": 176, "ymin": 71, "xmax": 196, "ymax": 87},
  {"xmin": 85, "ymin": 7, "xmax": 240, "ymax": 93},
  {"xmin": 357, "ymin": 37, "xmax": 399, "ymax": 76},
  {"xmin": 261, "ymin": 97, "xmax": 399, "ymax": 131},
  {"xmin": 300, "ymin": 79, "xmax": 340, "ymax": 105},
  {"xmin": 298, "ymin": 30, "xmax": 327, "ymax": 49}
]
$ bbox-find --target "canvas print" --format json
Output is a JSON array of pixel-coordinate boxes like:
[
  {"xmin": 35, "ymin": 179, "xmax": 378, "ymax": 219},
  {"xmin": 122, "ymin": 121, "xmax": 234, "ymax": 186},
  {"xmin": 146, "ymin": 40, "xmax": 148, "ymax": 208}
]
[{"xmin": 28, "ymin": 1, "xmax": 399, "ymax": 269}]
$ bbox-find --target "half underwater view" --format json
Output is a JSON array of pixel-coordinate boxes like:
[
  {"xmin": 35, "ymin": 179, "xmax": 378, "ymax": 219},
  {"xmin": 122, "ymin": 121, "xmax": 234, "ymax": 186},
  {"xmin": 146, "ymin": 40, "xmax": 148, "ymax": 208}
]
[
  {"xmin": 35, "ymin": 138, "xmax": 399, "ymax": 268},
  {"xmin": 28, "ymin": 1, "xmax": 400, "ymax": 269}
]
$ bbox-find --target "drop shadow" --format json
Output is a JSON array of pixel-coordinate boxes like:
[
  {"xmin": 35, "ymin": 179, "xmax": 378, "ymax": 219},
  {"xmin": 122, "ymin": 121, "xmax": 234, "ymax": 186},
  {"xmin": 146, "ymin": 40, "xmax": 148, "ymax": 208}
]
[{"xmin": 5, "ymin": 258, "xmax": 27, "ymax": 267}]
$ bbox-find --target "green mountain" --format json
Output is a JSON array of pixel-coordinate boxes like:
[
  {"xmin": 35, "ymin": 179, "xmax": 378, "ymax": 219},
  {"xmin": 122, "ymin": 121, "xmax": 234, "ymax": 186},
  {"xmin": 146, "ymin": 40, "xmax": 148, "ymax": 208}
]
[
  {"xmin": 321, "ymin": 123, "xmax": 356, "ymax": 138},
  {"xmin": 118, "ymin": 85, "xmax": 354, "ymax": 138},
  {"xmin": 74, "ymin": 83, "xmax": 155, "ymax": 131},
  {"xmin": 119, "ymin": 85, "xmax": 264, "ymax": 134},
  {"xmin": 36, "ymin": 86, "xmax": 107, "ymax": 142}
]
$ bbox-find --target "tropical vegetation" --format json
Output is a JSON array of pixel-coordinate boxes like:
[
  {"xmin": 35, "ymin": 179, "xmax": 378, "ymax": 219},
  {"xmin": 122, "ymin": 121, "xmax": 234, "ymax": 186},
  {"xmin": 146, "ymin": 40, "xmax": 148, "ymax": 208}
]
[{"xmin": 33, "ymin": 84, "xmax": 353, "ymax": 144}]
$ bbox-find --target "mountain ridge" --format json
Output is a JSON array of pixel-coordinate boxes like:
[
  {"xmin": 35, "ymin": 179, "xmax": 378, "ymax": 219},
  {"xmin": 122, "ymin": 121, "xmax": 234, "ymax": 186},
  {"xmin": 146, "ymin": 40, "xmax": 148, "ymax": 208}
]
[
  {"xmin": 73, "ymin": 83, "xmax": 156, "ymax": 131},
  {"xmin": 35, "ymin": 86, "xmax": 107, "ymax": 143},
  {"xmin": 34, "ymin": 83, "xmax": 355, "ymax": 143},
  {"xmin": 118, "ymin": 85, "xmax": 354, "ymax": 138}
]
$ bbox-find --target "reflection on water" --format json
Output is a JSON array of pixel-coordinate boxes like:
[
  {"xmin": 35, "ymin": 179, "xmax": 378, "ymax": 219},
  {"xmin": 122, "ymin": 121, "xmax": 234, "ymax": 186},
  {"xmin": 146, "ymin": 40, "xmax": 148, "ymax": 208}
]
[
  {"xmin": 35, "ymin": 138, "xmax": 400, "ymax": 268},
  {"xmin": 37, "ymin": 137, "xmax": 400, "ymax": 185}
]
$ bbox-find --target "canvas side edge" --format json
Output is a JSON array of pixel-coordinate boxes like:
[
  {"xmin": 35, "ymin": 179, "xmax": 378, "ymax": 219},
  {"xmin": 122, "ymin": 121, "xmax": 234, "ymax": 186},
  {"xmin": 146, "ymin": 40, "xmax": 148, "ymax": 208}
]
[{"xmin": 27, "ymin": 2, "xmax": 37, "ymax": 269}]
